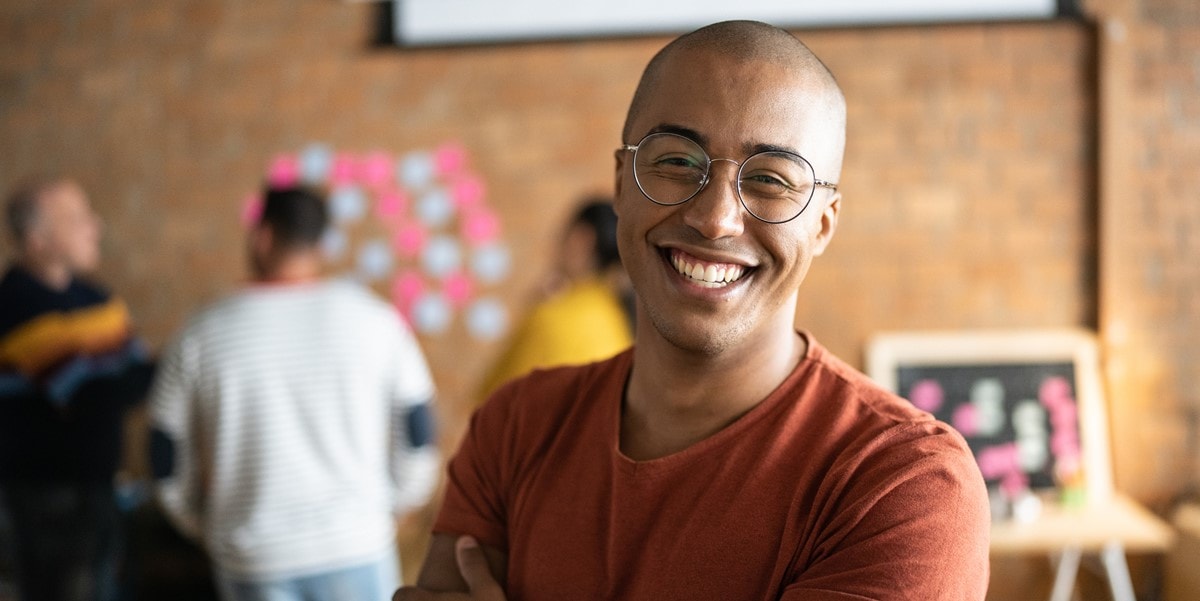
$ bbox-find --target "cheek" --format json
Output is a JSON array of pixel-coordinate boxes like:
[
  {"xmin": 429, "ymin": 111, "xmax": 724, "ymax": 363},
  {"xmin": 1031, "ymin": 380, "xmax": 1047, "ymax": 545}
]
[{"xmin": 763, "ymin": 226, "xmax": 819, "ymax": 275}]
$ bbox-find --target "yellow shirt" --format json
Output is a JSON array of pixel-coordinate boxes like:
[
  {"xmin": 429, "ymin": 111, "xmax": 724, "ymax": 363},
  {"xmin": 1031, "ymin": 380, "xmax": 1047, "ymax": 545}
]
[{"xmin": 478, "ymin": 278, "xmax": 632, "ymax": 400}]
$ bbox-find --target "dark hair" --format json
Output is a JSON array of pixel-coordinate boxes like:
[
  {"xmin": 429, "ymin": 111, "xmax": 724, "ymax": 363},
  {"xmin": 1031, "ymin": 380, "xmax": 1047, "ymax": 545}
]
[
  {"xmin": 572, "ymin": 197, "xmax": 621, "ymax": 271},
  {"xmin": 259, "ymin": 186, "xmax": 329, "ymax": 250}
]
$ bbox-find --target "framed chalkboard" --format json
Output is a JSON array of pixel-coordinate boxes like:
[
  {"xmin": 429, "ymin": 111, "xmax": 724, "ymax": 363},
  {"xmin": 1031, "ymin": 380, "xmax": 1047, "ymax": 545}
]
[{"xmin": 866, "ymin": 329, "xmax": 1112, "ymax": 504}]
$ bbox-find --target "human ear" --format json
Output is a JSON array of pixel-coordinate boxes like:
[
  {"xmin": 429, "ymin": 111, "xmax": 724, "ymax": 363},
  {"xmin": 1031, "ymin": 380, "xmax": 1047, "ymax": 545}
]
[
  {"xmin": 251, "ymin": 225, "xmax": 275, "ymax": 260},
  {"xmin": 612, "ymin": 151, "xmax": 629, "ymax": 217},
  {"xmin": 811, "ymin": 192, "xmax": 840, "ymax": 256}
]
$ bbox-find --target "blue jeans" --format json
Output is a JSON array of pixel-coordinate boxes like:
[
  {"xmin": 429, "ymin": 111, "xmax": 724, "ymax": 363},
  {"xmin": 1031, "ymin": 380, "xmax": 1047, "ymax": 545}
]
[{"xmin": 215, "ymin": 550, "xmax": 399, "ymax": 601}]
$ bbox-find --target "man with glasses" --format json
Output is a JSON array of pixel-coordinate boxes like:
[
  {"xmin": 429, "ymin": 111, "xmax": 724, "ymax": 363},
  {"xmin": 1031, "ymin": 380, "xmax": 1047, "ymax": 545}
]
[{"xmin": 396, "ymin": 20, "xmax": 990, "ymax": 601}]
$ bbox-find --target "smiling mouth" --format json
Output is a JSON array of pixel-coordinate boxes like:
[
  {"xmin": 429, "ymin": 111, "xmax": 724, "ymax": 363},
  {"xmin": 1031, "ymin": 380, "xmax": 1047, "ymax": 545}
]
[{"xmin": 667, "ymin": 249, "xmax": 748, "ymax": 289}]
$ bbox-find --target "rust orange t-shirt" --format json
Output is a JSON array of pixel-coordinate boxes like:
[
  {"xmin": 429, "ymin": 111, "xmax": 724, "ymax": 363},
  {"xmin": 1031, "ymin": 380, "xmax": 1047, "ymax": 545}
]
[{"xmin": 436, "ymin": 333, "xmax": 990, "ymax": 600}]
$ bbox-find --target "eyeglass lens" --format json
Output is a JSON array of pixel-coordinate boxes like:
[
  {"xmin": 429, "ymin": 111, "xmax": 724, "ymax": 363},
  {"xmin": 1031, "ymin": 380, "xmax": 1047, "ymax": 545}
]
[{"xmin": 631, "ymin": 133, "xmax": 816, "ymax": 224}]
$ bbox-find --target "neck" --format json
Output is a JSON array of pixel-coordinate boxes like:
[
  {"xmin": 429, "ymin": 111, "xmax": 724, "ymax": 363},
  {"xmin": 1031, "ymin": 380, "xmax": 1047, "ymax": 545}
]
[
  {"xmin": 18, "ymin": 257, "xmax": 72, "ymax": 291},
  {"xmin": 621, "ymin": 316, "xmax": 805, "ymax": 461},
  {"xmin": 256, "ymin": 252, "xmax": 322, "ymax": 284}
]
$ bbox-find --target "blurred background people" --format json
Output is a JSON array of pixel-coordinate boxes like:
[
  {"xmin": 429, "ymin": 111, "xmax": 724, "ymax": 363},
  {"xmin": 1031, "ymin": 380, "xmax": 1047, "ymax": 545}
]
[
  {"xmin": 147, "ymin": 186, "xmax": 439, "ymax": 601},
  {"xmin": 477, "ymin": 197, "xmax": 633, "ymax": 400},
  {"xmin": 0, "ymin": 177, "xmax": 154, "ymax": 601}
]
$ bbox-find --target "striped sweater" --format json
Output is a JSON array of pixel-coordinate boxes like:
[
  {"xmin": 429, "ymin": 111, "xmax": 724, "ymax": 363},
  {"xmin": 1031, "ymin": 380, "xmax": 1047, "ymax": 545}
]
[
  {"xmin": 148, "ymin": 279, "xmax": 439, "ymax": 579},
  {"xmin": 0, "ymin": 266, "xmax": 153, "ymax": 484}
]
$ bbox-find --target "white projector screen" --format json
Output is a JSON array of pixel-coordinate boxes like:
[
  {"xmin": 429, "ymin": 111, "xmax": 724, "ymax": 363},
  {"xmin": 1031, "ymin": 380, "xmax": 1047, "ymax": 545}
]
[{"xmin": 392, "ymin": 0, "xmax": 1068, "ymax": 46}]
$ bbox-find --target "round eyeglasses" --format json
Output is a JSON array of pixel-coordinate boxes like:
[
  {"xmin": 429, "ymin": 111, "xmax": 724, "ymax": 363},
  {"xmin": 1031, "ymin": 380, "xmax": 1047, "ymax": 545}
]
[{"xmin": 619, "ymin": 132, "xmax": 838, "ymax": 224}]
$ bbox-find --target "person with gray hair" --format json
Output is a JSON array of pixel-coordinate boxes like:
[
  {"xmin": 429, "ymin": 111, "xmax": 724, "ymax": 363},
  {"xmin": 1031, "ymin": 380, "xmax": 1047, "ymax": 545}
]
[
  {"xmin": 396, "ymin": 21, "xmax": 989, "ymax": 601},
  {"xmin": 0, "ymin": 176, "xmax": 153, "ymax": 601}
]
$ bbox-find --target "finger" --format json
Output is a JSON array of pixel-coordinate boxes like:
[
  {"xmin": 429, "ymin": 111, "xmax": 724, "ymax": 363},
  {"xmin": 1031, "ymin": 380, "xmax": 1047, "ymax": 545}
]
[
  {"xmin": 455, "ymin": 536, "xmax": 503, "ymax": 597},
  {"xmin": 392, "ymin": 586, "xmax": 435, "ymax": 601}
]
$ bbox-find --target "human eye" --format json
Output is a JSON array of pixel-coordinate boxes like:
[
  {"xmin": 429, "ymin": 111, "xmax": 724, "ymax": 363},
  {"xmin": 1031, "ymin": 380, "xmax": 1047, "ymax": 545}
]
[
  {"xmin": 740, "ymin": 170, "xmax": 803, "ymax": 200},
  {"xmin": 646, "ymin": 152, "xmax": 705, "ymax": 182},
  {"xmin": 741, "ymin": 154, "xmax": 812, "ymax": 200}
]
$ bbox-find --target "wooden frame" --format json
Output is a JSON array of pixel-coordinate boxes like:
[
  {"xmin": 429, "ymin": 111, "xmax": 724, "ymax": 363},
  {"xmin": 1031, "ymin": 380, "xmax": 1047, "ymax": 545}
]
[{"xmin": 866, "ymin": 328, "xmax": 1112, "ymax": 504}]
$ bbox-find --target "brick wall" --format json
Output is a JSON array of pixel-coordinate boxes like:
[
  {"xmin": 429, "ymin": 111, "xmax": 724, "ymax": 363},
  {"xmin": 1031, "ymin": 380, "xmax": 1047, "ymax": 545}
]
[
  {"xmin": 1096, "ymin": 0, "xmax": 1200, "ymax": 509},
  {"xmin": 0, "ymin": 1, "xmax": 1097, "ymax": 429},
  {"xmin": 2, "ymin": 0, "xmax": 1197, "ymax": 595}
]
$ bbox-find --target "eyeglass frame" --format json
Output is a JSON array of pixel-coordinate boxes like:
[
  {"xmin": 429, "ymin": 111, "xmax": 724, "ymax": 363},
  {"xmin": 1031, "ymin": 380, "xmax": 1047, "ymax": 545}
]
[{"xmin": 618, "ymin": 132, "xmax": 838, "ymax": 225}]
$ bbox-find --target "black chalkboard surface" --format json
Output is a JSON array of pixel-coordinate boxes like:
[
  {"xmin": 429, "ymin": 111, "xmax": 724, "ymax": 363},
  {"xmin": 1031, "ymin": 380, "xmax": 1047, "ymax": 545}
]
[
  {"xmin": 867, "ymin": 329, "xmax": 1111, "ymax": 503},
  {"xmin": 896, "ymin": 361, "xmax": 1079, "ymax": 495}
]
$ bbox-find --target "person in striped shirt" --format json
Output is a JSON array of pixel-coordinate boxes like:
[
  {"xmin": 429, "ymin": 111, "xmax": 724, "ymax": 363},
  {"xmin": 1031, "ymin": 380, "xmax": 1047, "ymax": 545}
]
[{"xmin": 149, "ymin": 186, "xmax": 439, "ymax": 601}]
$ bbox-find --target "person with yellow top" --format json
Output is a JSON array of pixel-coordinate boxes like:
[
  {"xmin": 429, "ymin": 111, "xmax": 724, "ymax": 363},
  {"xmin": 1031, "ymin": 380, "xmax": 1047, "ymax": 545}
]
[{"xmin": 477, "ymin": 198, "xmax": 633, "ymax": 400}]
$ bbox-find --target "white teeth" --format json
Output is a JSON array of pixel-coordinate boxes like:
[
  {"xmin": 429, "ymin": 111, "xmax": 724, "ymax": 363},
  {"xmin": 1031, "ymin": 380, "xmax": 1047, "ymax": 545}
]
[{"xmin": 670, "ymin": 252, "xmax": 746, "ymax": 287}]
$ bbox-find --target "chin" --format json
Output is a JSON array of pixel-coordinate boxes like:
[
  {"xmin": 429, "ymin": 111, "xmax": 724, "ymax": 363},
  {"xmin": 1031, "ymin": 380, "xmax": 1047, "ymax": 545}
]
[{"xmin": 646, "ymin": 306, "xmax": 747, "ymax": 357}]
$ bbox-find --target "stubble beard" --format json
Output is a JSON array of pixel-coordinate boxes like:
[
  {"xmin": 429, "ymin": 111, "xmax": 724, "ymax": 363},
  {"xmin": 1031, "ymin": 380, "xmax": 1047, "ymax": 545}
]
[{"xmin": 640, "ymin": 298, "xmax": 753, "ymax": 358}]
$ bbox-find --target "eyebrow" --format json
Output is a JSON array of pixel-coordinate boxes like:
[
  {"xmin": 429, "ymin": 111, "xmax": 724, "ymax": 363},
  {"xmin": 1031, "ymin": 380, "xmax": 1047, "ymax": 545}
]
[
  {"xmin": 643, "ymin": 123, "xmax": 804, "ymax": 158},
  {"xmin": 645, "ymin": 123, "xmax": 708, "ymax": 146}
]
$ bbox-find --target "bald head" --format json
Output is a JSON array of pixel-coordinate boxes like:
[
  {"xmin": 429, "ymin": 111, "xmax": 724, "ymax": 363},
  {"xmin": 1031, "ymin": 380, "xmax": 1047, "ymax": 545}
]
[
  {"xmin": 622, "ymin": 21, "xmax": 846, "ymax": 173},
  {"xmin": 5, "ymin": 177, "xmax": 101, "ymax": 287}
]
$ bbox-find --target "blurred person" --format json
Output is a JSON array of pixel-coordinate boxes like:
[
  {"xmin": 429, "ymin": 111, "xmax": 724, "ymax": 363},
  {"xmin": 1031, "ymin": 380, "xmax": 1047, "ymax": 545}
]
[
  {"xmin": 0, "ymin": 177, "xmax": 154, "ymax": 601},
  {"xmin": 476, "ymin": 197, "xmax": 633, "ymax": 399},
  {"xmin": 148, "ymin": 185, "xmax": 439, "ymax": 601},
  {"xmin": 396, "ymin": 21, "xmax": 989, "ymax": 601}
]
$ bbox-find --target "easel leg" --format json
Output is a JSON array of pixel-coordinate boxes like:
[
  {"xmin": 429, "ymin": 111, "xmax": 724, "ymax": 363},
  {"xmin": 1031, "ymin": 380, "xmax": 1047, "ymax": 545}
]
[
  {"xmin": 1100, "ymin": 542, "xmax": 1135, "ymax": 601},
  {"xmin": 1050, "ymin": 546, "xmax": 1083, "ymax": 601}
]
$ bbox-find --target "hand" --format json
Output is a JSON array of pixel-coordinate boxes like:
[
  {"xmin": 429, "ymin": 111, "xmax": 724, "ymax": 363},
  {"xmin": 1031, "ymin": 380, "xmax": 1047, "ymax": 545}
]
[{"xmin": 392, "ymin": 536, "xmax": 507, "ymax": 601}]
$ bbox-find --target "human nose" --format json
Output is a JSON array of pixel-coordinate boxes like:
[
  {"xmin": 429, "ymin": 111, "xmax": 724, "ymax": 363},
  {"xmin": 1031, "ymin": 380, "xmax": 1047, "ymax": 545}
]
[{"xmin": 681, "ymin": 159, "xmax": 745, "ymax": 239}]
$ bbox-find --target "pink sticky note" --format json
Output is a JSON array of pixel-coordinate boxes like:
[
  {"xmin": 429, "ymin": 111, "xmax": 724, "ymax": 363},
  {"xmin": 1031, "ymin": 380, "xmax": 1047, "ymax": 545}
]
[
  {"xmin": 331, "ymin": 153, "xmax": 359, "ymax": 186},
  {"xmin": 451, "ymin": 176, "xmax": 486, "ymax": 209},
  {"xmin": 1039, "ymin": 376, "xmax": 1073, "ymax": 408},
  {"xmin": 978, "ymin": 443, "xmax": 1019, "ymax": 479},
  {"xmin": 1050, "ymin": 402, "xmax": 1077, "ymax": 430},
  {"xmin": 462, "ymin": 208, "xmax": 500, "ymax": 245},
  {"xmin": 1051, "ymin": 430, "xmax": 1080, "ymax": 459},
  {"xmin": 391, "ymin": 272, "xmax": 425, "ymax": 307},
  {"xmin": 952, "ymin": 403, "xmax": 980, "ymax": 436},
  {"xmin": 434, "ymin": 143, "xmax": 467, "ymax": 176},
  {"xmin": 362, "ymin": 152, "xmax": 393, "ymax": 188},
  {"xmin": 1000, "ymin": 470, "xmax": 1030, "ymax": 499},
  {"xmin": 240, "ymin": 193, "xmax": 263, "ymax": 228},
  {"xmin": 393, "ymin": 223, "xmax": 427, "ymax": 257},
  {"xmin": 376, "ymin": 190, "xmax": 408, "ymax": 221},
  {"xmin": 909, "ymin": 379, "xmax": 944, "ymax": 413},
  {"xmin": 267, "ymin": 155, "xmax": 299, "ymax": 187},
  {"xmin": 443, "ymin": 272, "xmax": 474, "ymax": 307}
]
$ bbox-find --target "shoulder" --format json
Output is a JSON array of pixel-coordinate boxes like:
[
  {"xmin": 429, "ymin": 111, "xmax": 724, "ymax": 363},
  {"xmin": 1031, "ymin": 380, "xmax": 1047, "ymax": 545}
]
[
  {"xmin": 795, "ymin": 335, "xmax": 977, "ymax": 477},
  {"xmin": 801, "ymin": 335, "xmax": 938, "ymax": 429},
  {"xmin": 474, "ymin": 350, "xmax": 629, "ymax": 441},
  {"xmin": 323, "ymin": 280, "xmax": 406, "ymax": 322},
  {"xmin": 67, "ymin": 276, "xmax": 111, "ymax": 305},
  {"xmin": 0, "ymin": 268, "xmax": 113, "ymax": 333}
]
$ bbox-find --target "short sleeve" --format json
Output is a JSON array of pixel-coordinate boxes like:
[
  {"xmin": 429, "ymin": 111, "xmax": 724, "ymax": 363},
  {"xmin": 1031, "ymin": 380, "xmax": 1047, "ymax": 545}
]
[
  {"xmin": 431, "ymin": 381, "xmax": 520, "ymax": 552},
  {"xmin": 389, "ymin": 315, "xmax": 435, "ymax": 407},
  {"xmin": 782, "ymin": 425, "xmax": 991, "ymax": 601}
]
